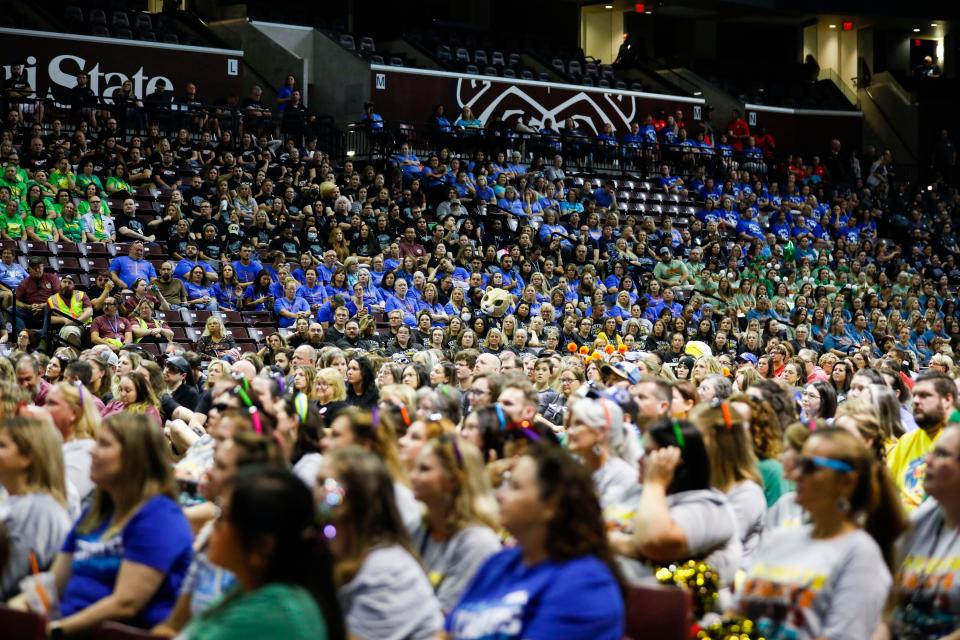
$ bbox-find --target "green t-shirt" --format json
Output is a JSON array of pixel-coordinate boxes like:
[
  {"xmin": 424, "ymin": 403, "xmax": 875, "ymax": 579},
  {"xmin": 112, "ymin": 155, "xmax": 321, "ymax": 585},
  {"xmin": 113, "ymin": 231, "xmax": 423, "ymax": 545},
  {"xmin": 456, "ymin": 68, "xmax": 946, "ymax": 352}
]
[
  {"xmin": 758, "ymin": 457, "xmax": 790, "ymax": 507},
  {"xmin": 0, "ymin": 212, "xmax": 25, "ymax": 239},
  {"xmin": 75, "ymin": 173, "xmax": 104, "ymax": 195},
  {"xmin": 56, "ymin": 216, "xmax": 85, "ymax": 243},
  {"xmin": 106, "ymin": 176, "xmax": 133, "ymax": 194},
  {"xmin": 25, "ymin": 215, "xmax": 56, "ymax": 241},
  {"xmin": 49, "ymin": 171, "xmax": 74, "ymax": 191},
  {"xmin": 182, "ymin": 583, "xmax": 328, "ymax": 640},
  {"xmin": 0, "ymin": 176, "xmax": 25, "ymax": 201},
  {"xmin": 77, "ymin": 200, "xmax": 110, "ymax": 216}
]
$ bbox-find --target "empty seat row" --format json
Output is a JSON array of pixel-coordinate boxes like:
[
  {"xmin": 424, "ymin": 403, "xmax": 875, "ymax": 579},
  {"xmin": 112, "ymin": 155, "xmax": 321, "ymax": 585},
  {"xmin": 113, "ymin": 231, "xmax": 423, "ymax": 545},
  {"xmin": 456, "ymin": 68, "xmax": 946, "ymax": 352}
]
[
  {"xmin": 64, "ymin": 7, "xmax": 168, "ymax": 32},
  {"xmin": 339, "ymin": 34, "xmax": 376, "ymax": 53}
]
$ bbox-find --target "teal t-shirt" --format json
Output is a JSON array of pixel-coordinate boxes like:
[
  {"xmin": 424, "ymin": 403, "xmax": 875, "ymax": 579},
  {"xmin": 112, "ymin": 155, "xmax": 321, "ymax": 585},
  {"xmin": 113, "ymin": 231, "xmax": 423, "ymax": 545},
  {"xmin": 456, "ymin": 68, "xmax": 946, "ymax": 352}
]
[
  {"xmin": 182, "ymin": 583, "xmax": 328, "ymax": 640},
  {"xmin": 758, "ymin": 457, "xmax": 790, "ymax": 507}
]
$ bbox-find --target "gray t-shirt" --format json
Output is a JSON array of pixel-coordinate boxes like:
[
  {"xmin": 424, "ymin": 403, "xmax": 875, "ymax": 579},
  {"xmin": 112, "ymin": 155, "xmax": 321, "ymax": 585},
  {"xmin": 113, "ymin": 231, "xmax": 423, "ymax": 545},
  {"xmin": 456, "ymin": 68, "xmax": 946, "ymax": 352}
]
[
  {"xmin": 0, "ymin": 492, "xmax": 72, "ymax": 598},
  {"xmin": 63, "ymin": 438, "xmax": 95, "ymax": 507},
  {"xmin": 593, "ymin": 456, "xmax": 639, "ymax": 509},
  {"xmin": 763, "ymin": 491, "xmax": 806, "ymax": 534},
  {"xmin": 394, "ymin": 481, "xmax": 423, "ymax": 535},
  {"xmin": 670, "ymin": 489, "xmax": 743, "ymax": 587},
  {"xmin": 739, "ymin": 525, "xmax": 890, "ymax": 640},
  {"xmin": 726, "ymin": 480, "xmax": 766, "ymax": 563},
  {"xmin": 291, "ymin": 453, "xmax": 323, "ymax": 489},
  {"xmin": 337, "ymin": 544, "xmax": 443, "ymax": 640},
  {"xmin": 412, "ymin": 524, "xmax": 501, "ymax": 612},
  {"xmin": 615, "ymin": 489, "xmax": 742, "ymax": 588},
  {"xmin": 889, "ymin": 498, "xmax": 960, "ymax": 637}
]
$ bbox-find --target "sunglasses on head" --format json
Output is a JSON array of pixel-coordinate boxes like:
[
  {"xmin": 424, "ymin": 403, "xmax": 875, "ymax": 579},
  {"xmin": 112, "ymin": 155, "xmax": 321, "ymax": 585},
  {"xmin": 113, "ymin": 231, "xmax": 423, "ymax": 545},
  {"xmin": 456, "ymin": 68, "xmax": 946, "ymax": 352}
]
[{"xmin": 796, "ymin": 455, "xmax": 854, "ymax": 475}]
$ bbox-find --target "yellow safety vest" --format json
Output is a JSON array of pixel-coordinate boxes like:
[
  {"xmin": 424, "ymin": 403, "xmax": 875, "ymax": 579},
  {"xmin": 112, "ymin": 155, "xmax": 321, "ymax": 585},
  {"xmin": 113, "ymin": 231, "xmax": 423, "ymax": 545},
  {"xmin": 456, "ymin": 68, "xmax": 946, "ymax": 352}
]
[{"xmin": 48, "ymin": 291, "xmax": 90, "ymax": 325}]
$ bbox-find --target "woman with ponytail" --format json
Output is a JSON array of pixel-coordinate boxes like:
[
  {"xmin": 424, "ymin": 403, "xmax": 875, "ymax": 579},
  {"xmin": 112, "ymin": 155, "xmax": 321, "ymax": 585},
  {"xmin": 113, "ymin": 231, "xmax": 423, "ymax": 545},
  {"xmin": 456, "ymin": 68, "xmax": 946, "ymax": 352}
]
[{"xmin": 738, "ymin": 427, "xmax": 907, "ymax": 640}]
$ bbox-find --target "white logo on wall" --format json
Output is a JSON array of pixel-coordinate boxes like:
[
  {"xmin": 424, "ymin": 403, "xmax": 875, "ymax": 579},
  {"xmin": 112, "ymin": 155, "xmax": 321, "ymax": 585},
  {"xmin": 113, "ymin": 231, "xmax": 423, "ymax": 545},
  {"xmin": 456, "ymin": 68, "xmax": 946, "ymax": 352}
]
[
  {"xmin": 227, "ymin": 59, "xmax": 238, "ymax": 76},
  {"xmin": 375, "ymin": 73, "xmax": 386, "ymax": 90},
  {"xmin": 693, "ymin": 105, "xmax": 702, "ymax": 121},
  {"xmin": 454, "ymin": 78, "xmax": 638, "ymax": 134},
  {"xmin": 12, "ymin": 55, "xmax": 173, "ymax": 101},
  {"xmin": 748, "ymin": 111, "xmax": 757, "ymax": 126}
]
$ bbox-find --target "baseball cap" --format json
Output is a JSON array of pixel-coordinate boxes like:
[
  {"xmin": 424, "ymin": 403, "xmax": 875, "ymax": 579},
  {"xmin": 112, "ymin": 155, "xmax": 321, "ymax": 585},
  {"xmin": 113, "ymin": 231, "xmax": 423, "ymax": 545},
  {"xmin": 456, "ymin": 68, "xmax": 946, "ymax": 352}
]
[
  {"xmin": 165, "ymin": 356, "xmax": 191, "ymax": 374},
  {"xmin": 28, "ymin": 256, "xmax": 45, "ymax": 266},
  {"xmin": 738, "ymin": 353, "xmax": 758, "ymax": 365},
  {"xmin": 97, "ymin": 350, "xmax": 119, "ymax": 367},
  {"xmin": 659, "ymin": 246, "xmax": 672, "ymax": 256},
  {"xmin": 600, "ymin": 362, "xmax": 642, "ymax": 385},
  {"xmin": 60, "ymin": 273, "xmax": 75, "ymax": 282}
]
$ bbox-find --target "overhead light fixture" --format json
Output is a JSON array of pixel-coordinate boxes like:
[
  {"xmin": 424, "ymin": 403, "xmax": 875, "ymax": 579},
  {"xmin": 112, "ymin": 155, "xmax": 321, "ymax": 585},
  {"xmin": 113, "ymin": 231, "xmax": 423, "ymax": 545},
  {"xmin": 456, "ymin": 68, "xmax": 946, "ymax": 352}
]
[
  {"xmin": 346, "ymin": 150, "xmax": 356, "ymax": 157},
  {"xmin": 828, "ymin": 24, "xmax": 836, "ymax": 29},
  {"xmin": 931, "ymin": 23, "xmax": 938, "ymax": 27},
  {"xmin": 644, "ymin": 10, "xmax": 652, "ymax": 14},
  {"xmin": 693, "ymin": 91, "xmax": 702, "ymax": 96},
  {"xmin": 605, "ymin": 4, "xmax": 613, "ymax": 8},
  {"xmin": 913, "ymin": 28, "xmax": 921, "ymax": 32}
]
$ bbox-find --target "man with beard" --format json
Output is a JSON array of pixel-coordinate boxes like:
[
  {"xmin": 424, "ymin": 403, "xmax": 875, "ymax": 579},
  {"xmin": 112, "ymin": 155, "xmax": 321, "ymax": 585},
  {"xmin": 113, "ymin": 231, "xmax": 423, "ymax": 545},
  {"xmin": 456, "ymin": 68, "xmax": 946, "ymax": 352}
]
[
  {"xmin": 630, "ymin": 376, "xmax": 672, "ymax": 434},
  {"xmin": 154, "ymin": 261, "xmax": 188, "ymax": 309},
  {"xmin": 887, "ymin": 372, "xmax": 958, "ymax": 512}
]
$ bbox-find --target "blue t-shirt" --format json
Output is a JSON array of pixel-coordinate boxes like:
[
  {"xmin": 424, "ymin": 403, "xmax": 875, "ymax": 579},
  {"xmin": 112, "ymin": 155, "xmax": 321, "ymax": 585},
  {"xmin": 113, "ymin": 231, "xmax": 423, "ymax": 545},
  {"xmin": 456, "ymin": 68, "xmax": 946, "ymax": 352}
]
[
  {"xmin": 447, "ymin": 547, "xmax": 623, "ymax": 640},
  {"xmin": 231, "ymin": 259, "xmax": 263, "ymax": 285},
  {"xmin": 274, "ymin": 296, "xmax": 311, "ymax": 328},
  {"xmin": 60, "ymin": 496, "xmax": 193, "ymax": 628},
  {"xmin": 184, "ymin": 280, "xmax": 215, "ymax": 303},
  {"xmin": 109, "ymin": 256, "xmax": 157, "ymax": 288},
  {"xmin": 173, "ymin": 258, "xmax": 216, "ymax": 282}
]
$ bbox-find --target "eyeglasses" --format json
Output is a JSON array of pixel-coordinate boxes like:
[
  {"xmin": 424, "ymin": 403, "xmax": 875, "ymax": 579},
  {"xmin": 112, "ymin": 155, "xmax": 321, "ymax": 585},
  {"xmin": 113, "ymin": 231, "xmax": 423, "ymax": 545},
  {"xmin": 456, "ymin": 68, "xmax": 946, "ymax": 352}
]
[
  {"xmin": 796, "ymin": 455, "xmax": 854, "ymax": 475},
  {"xmin": 559, "ymin": 377, "xmax": 578, "ymax": 384}
]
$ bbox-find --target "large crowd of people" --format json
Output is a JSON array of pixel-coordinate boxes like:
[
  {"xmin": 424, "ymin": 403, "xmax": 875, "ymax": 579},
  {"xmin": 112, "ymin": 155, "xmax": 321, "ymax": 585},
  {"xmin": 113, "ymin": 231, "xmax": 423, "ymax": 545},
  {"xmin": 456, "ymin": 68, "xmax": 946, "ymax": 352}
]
[{"xmin": 0, "ymin": 58, "xmax": 959, "ymax": 640}]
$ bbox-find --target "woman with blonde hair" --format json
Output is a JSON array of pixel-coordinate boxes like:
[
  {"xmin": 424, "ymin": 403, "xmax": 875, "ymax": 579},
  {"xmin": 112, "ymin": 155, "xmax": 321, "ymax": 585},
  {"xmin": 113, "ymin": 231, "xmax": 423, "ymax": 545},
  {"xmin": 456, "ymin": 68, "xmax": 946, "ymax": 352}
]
[
  {"xmin": 327, "ymin": 226, "xmax": 351, "ymax": 260},
  {"xmin": 314, "ymin": 367, "xmax": 347, "ymax": 416},
  {"xmin": 481, "ymin": 327, "xmax": 505, "ymax": 354},
  {"xmin": 690, "ymin": 401, "xmax": 766, "ymax": 562},
  {"xmin": 204, "ymin": 359, "xmax": 234, "ymax": 389},
  {"xmin": 196, "ymin": 315, "xmax": 239, "ymax": 361},
  {"xmin": 113, "ymin": 371, "xmax": 162, "ymax": 427},
  {"xmin": 410, "ymin": 435, "xmax": 501, "ymax": 612},
  {"xmin": 734, "ymin": 365, "xmax": 763, "ymax": 392},
  {"xmin": 397, "ymin": 414, "xmax": 454, "ymax": 473},
  {"xmin": 292, "ymin": 364, "xmax": 317, "ymax": 399},
  {"xmin": 324, "ymin": 407, "xmax": 420, "ymax": 534},
  {"xmin": 691, "ymin": 355, "xmax": 723, "ymax": 386},
  {"xmin": 0, "ymin": 416, "xmax": 72, "ymax": 599},
  {"xmin": 635, "ymin": 352, "xmax": 676, "ymax": 382},
  {"xmin": 43, "ymin": 381, "xmax": 101, "ymax": 513},
  {"xmin": 833, "ymin": 392, "xmax": 897, "ymax": 463},
  {"xmin": 16, "ymin": 414, "xmax": 194, "ymax": 636}
]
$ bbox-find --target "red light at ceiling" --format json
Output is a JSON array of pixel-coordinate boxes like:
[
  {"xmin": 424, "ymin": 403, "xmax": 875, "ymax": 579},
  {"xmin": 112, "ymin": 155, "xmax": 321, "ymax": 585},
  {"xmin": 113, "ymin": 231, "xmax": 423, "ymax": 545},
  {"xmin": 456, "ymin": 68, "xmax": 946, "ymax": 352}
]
[
  {"xmin": 915, "ymin": 38, "xmax": 922, "ymax": 46},
  {"xmin": 635, "ymin": 3, "xmax": 645, "ymax": 12},
  {"xmin": 842, "ymin": 21, "xmax": 853, "ymax": 31}
]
